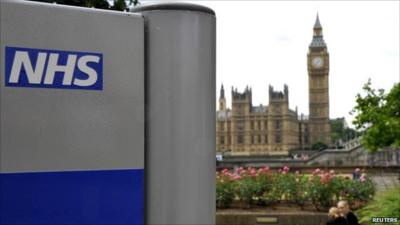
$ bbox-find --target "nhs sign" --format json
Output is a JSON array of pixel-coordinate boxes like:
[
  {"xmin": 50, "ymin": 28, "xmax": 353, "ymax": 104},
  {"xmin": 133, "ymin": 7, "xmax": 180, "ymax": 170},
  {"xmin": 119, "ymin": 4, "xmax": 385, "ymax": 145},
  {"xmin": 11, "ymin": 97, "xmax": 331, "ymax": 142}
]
[{"xmin": 5, "ymin": 46, "xmax": 103, "ymax": 90}]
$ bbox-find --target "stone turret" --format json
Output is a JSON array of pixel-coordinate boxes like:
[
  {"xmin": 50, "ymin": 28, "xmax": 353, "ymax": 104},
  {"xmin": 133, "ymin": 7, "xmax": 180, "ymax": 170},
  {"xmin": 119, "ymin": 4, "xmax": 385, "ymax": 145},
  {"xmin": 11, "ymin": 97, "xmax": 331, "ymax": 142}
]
[
  {"xmin": 269, "ymin": 84, "xmax": 289, "ymax": 104},
  {"xmin": 231, "ymin": 86, "xmax": 252, "ymax": 115},
  {"xmin": 219, "ymin": 84, "xmax": 226, "ymax": 110}
]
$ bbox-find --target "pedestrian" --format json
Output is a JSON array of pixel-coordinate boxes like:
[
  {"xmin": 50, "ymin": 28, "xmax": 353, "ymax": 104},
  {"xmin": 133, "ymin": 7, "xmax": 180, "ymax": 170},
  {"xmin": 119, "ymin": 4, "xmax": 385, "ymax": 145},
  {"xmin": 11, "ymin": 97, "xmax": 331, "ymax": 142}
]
[
  {"xmin": 337, "ymin": 200, "xmax": 359, "ymax": 225},
  {"xmin": 326, "ymin": 207, "xmax": 348, "ymax": 225},
  {"xmin": 352, "ymin": 168, "xmax": 361, "ymax": 180}
]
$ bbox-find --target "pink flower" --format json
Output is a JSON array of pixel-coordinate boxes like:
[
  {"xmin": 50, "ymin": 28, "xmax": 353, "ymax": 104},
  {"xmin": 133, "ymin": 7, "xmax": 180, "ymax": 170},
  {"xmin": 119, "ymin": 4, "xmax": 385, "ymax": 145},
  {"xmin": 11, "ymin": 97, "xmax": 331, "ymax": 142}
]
[
  {"xmin": 295, "ymin": 170, "xmax": 300, "ymax": 175},
  {"xmin": 319, "ymin": 172, "xmax": 334, "ymax": 184},
  {"xmin": 234, "ymin": 175, "xmax": 242, "ymax": 180},
  {"xmin": 360, "ymin": 174, "xmax": 366, "ymax": 182},
  {"xmin": 355, "ymin": 168, "xmax": 361, "ymax": 173},
  {"xmin": 258, "ymin": 166, "xmax": 270, "ymax": 175},
  {"xmin": 236, "ymin": 167, "xmax": 244, "ymax": 174},
  {"xmin": 312, "ymin": 168, "xmax": 321, "ymax": 175},
  {"xmin": 250, "ymin": 171, "xmax": 257, "ymax": 177},
  {"xmin": 283, "ymin": 166, "xmax": 290, "ymax": 172}
]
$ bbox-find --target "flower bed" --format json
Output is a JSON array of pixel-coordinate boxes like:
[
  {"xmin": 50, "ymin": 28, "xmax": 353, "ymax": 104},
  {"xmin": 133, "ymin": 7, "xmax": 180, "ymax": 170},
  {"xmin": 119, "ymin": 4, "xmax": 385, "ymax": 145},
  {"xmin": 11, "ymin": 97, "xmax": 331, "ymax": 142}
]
[{"xmin": 216, "ymin": 166, "xmax": 375, "ymax": 211}]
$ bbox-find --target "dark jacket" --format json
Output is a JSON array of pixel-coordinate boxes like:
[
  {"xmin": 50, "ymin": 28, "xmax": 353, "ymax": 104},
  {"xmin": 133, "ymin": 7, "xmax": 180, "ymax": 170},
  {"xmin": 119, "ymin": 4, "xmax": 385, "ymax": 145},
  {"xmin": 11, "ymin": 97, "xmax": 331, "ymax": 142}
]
[
  {"xmin": 326, "ymin": 216, "xmax": 348, "ymax": 225},
  {"xmin": 346, "ymin": 211, "xmax": 359, "ymax": 225}
]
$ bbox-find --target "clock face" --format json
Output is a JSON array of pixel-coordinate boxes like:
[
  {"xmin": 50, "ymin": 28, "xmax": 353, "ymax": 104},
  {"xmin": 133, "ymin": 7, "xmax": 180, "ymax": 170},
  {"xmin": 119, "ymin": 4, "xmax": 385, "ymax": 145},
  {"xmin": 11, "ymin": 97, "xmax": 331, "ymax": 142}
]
[{"xmin": 312, "ymin": 57, "xmax": 324, "ymax": 68}]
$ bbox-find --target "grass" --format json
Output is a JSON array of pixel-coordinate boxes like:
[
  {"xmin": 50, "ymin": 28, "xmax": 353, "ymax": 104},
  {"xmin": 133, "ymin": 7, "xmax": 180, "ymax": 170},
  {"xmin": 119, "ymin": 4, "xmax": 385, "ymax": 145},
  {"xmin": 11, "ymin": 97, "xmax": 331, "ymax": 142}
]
[{"xmin": 357, "ymin": 187, "xmax": 400, "ymax": 225}]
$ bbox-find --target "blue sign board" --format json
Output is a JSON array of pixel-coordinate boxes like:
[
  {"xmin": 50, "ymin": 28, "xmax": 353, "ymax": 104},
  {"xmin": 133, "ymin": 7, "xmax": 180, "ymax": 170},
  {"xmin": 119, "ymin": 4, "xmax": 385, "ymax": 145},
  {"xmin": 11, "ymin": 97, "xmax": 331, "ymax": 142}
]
[{"xmin": 5, "ymin": 46, "xmax": 103, "ymax": 90}]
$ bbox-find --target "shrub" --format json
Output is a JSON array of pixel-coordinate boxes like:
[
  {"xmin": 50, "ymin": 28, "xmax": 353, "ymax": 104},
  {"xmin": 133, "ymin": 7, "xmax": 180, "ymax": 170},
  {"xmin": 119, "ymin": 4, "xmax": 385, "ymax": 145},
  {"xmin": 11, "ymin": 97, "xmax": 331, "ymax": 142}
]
[
  {"xmin": 264, "ymin": 172, "xmax": 286, "ymax": 205},
  {"xmin": 347, "ymin": 175, "xmax": 375, "ymax": 208},
  {"xmin": 328, "ymin": 175, "xmax": 350, "ymax": 202},
  {"xmin": 254, "ymin": 167, "xmax": 273, "ymax": 205},
  {"xmin": 235, "ymin": 167, "xmax": 259, "ymax": 208},
  {"xmin": 293, "ymin": 174, "xmax": 309, "ymax": 207},
  {"xmin": 216, "ymin": 170, "xmax": 236, "ymax": 208},
  {"xmin": 311, "ymin": 141, "xmax": 328, "ymax": 150},
  {"xmin": 215, "ymin": 167, "xmax": 375, "ymax": 210},
  {"xmin": 278, "ymin": 172, "xmax": 298, "ymax": 202},
  {"xmin": 338, "ymin": 171, "xmax": 375, "ymax": 208},
  {"xmin": 308, "ymin": 169, "xmax": 336, "ymax": 210}
]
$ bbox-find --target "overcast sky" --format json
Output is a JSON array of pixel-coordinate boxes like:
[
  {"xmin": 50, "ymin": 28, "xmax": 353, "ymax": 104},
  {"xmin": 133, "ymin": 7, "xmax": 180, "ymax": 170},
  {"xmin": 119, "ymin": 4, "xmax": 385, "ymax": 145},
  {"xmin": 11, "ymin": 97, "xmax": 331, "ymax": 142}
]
[{"xmin": 141, "ymin": 1, "xmax": 399, "ymax": 126}]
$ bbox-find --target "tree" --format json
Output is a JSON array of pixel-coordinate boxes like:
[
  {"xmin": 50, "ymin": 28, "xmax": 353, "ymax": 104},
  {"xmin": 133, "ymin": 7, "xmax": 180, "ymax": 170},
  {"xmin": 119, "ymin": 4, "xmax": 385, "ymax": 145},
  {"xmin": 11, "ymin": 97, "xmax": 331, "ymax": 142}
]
[
  {"xmin": 311, "ymin": 141, "xmax": 328, "ymax": 151},
  {"xmin": 31, "ymin": 0, "xmax": 109, "ymax": 8},
  {"xmin": 85, "ymin": 0, "xmax": 110, "ymax": 9},
  {"xmin": 330, "ymin": 118, "xmax": 345, "ymax": 144},
  {"xmin": 111, "ymin": 0, "xmax": 127, "ymax": 11},
  {"xmin": 129, "ymin": 0, "xmax": 140, "ymax": 6},
  {"xmin": 30, "ymin": 0, "xmax": 141, "ymax": 11},
  {"xmin": 351, "ymin": 80, "xmax": 400, "ymax": 152},
  {"xmin": 330, "ymin": 118, "xmax": 360, "ymax": 147}
]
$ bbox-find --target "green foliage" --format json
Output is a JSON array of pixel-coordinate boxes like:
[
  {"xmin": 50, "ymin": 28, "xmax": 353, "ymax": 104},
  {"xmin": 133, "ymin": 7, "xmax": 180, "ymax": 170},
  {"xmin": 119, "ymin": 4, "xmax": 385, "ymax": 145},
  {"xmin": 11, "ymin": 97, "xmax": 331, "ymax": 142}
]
[
  {"xmin": 236, "ymin": 176, "xmax": 258, "ymax": 208},
  {"xmin": 308, "ymin": 175, "xmax": 335, "ymax": 210},
  {"xmin": 30, "ymin": 0, "xmax": 140, "ymax": 11},
  {"xmin": 31, "ymin": 0, "xmax": 109, "ymax": 8},
  {"xmin": 282, "ymin": 174, "xmax": 298, "ymax": 202},
  {"xmin": 357, "ymin": 188, "xmax": 400, "ymax": 225},
  {"xmin": 331, "ymin": 118, "xmax": 345, "ymax": 144},
  {"xmin": 254, "ymin": 173, "xmax": 273, "ymax": 205},
  {"xmin": 85, "ymin": 0, "xmax": 110, "ymax": 9},
  {"xmin": 347, "ymin": 178, "xmax": 375, "ymax": 206},
  {"xmin": 308, "ymin": 172, "xmax": 375, "ymax": 211},
  {"xmin": 352, "ymin": 80, "xmax": 400, "ymax": 152},
  {"xmin": 129, "ymin": 0, "xmax": 140, "ymax": 6},
  {"xmin": 330, "ymin": 118, "xmax": 359, "ymax": 145},
  {"xmin": 293, "ymin": 175, "xmax": 309, "ymax": 207},
  {"xmin": 112, "ymin": 0, "xmax": 127, "ymax": 11},
  {"xmin": 216, "ymin": 167, "xmax": 375, "ymax": 210},
  {"xmin": 311, "ymin": 141, "xmax": 328, "ymax": 150},
  {"xmin": 216, "ymin": 181, "xmax": 235, "ymax": 209},
  {"xmin": 216, "ymin": 171, "xmax": 236, "ymax": 209},
  {"xmin": 263, "ymin": 174, "xmax": 284, "ymax": 205}
]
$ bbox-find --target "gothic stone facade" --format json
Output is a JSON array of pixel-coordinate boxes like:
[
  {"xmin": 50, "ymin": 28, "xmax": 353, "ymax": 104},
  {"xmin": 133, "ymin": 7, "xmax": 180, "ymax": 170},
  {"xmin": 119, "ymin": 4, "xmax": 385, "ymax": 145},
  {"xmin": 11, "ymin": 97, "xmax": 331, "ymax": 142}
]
[{"xmin": 216, "ymin": 15, "xmax": 331, "ymax": 155}]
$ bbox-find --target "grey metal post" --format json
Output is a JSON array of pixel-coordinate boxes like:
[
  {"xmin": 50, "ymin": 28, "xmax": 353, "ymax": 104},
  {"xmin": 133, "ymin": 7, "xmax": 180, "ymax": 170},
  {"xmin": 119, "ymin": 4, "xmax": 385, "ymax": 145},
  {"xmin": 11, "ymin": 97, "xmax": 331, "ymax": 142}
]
[{"xmin": 132, "ymin": 3, "xmax": 216, "ymax": 225}]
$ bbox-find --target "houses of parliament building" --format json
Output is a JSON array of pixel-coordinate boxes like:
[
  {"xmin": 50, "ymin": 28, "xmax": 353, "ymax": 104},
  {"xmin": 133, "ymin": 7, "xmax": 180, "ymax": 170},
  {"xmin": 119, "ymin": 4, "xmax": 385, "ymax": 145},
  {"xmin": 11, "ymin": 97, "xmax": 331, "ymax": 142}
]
[{"xmin": 216, "ymin": 15, "xmax": 331, "ymax": 155}]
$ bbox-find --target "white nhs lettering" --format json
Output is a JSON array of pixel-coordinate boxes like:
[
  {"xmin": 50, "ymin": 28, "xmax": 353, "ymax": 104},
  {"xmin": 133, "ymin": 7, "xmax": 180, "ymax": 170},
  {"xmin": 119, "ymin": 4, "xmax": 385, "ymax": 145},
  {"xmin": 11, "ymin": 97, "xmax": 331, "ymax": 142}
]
[
  {"xmin": 6, "ymin": 48, "xmax": 102, "ymax": 90},
  {"xmin": 9, "ymin": 51, "xmax": 100, "ymax": 86}
]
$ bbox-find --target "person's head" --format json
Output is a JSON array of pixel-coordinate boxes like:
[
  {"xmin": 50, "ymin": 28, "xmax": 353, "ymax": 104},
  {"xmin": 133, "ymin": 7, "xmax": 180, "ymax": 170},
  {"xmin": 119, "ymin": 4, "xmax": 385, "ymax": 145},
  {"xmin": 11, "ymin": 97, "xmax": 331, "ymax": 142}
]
[
  {"xmin": 328, "ymin": 207, "xmax": 340, "ymax": 218},
  {"xmin": 337, "ymin": 200, "xmax": 350, "ymax": 214}
]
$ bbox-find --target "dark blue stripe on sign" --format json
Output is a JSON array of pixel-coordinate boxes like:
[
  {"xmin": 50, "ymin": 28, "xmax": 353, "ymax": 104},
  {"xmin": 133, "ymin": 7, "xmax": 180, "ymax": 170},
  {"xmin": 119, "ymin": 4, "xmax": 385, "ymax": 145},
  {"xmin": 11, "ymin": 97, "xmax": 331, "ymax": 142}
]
[{"xmin": 0, "ymin": 169, "xmax": 144, "ymax": 225}]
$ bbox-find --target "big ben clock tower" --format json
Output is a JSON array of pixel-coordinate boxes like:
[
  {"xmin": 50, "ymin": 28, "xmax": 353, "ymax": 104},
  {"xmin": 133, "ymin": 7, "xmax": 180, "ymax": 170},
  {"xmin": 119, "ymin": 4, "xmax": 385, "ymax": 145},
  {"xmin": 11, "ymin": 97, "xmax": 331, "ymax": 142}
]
[{"xmin": 307, "ymin": 14, "xmax": 331, "ymax": 146}]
